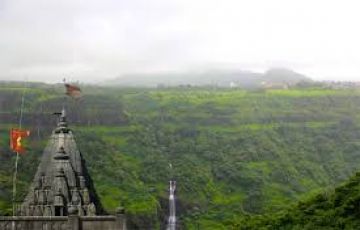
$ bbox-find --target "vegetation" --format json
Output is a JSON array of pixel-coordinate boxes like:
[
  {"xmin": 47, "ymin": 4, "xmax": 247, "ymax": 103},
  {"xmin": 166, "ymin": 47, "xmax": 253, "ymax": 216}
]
[
  {"xmin": 236, "ymin": 172, "xmax": 360, "ymax": 229},
  {"xmin": 1, "ymin": 82, "xmax": 360, "ymax": 228}
]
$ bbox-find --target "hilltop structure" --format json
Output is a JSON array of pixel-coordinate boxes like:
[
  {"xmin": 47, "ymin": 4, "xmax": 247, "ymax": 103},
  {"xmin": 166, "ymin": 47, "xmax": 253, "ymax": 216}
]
[
  {"xmin": 0, "ymin": 108, "xmax": 126, "ymax": 230},
  {"xmin": 20, "ymin": 108, "xmax": 102, "ymax": 216}
]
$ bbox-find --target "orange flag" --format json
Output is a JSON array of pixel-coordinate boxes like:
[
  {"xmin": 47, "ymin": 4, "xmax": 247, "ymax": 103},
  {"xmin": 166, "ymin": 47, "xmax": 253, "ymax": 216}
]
[
  {"xmin": 10, "ymin": 128, "xmax": 30, "ymax": 153},
  {"xmin": 65, "ymin": 83, "xmax": 81, "ymax": 98}
]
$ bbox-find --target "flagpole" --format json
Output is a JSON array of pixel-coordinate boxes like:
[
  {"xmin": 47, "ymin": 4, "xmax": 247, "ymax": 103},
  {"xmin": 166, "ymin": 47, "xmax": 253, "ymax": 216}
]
[
  {"xmin": 12, "ymin": 83, "xmax": 26, "ymax": 217},
  {"xmin": 12, "ymin": 152, "xmax": 19, "ymax": 216},
  {"xmin": 63, "ymin": 78, "xmax": 66, "ymax": 110}
]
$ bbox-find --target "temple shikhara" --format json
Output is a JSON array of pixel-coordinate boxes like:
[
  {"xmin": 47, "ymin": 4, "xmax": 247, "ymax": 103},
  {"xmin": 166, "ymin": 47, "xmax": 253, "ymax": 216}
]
[
  {"xmin": 20, "ymin": 108, "xmax": 102, "ymax": 217},
  {"xmin": 0, "ymin": 109, "xmax": 126, "ymax": 230}
]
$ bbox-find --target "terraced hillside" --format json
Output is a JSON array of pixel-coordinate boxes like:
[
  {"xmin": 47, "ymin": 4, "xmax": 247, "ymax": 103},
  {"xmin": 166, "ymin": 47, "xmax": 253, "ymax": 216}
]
[{"xmin": 1, "ymin": 82, "xmax": 360, "ymax": 229}]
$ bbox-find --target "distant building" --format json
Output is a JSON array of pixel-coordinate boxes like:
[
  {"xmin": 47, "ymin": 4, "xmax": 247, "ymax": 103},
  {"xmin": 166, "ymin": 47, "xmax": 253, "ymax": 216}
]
[
  {"xmin": 321, "ymin": 81, "xmax": 360, "ymax": 89},
  {"xmin": 229, "ymin": 82, "xmax": 238, "ymax": 88},
  {"xmin": 261, "ymin": 81, "xmax": 289, "ymax": 89}
]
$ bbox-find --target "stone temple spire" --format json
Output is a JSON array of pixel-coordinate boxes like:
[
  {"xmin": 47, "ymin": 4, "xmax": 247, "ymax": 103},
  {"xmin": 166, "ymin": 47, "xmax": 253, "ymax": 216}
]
[
  {"xmin": 20, "ymin": 108, "xmax": 103, "ymax": 216},
  {"xmin": 55, "ymin": 107, "xmax": 68, "ymax": 133}
]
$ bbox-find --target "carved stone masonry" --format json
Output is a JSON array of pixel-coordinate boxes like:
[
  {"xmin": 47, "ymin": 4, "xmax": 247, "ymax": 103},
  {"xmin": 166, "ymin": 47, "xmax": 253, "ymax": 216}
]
[{"xmin": 20, "ymin": 108, "xmax": 103, "ymax": 216}]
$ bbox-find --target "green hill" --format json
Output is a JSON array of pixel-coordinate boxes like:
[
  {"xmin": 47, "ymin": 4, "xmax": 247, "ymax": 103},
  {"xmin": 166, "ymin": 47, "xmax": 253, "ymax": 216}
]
[
  {"xmin": 237, "ymin": 171, "xmax": 360, "ymax": 229},
  {"xmin": 1, "ymin": 82, "xmax": 360, "ymax": 229},
  {"xmin": 104, "ymin": 68, "xmax": 311, "ymax": 88}
]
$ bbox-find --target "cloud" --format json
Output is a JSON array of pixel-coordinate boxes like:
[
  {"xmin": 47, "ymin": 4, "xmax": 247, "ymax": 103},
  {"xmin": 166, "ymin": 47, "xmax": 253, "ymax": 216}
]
[{"xmin": 0, "ymin": 0, "xmax": 360, "ymax": 82}]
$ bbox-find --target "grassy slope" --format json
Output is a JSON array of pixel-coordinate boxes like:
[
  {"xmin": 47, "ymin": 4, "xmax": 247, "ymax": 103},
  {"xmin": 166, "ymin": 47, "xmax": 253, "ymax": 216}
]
[
  {"xmin": 237, "ymin": 172, "xmax": 360, "ymax": 230},
  {"xmin": 1, "ymin": 84, "xmax": 360, "ymax": 228}
]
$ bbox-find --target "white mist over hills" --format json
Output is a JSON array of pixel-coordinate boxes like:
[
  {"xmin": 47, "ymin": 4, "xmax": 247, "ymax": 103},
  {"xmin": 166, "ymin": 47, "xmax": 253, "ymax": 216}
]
[
  {"xmin": 103, "ymin": 68, "xmax": 311, "ymax": 88},
  {"xmin": 1, "ymin": 0, "xmax": 360, "ymax": 82}
]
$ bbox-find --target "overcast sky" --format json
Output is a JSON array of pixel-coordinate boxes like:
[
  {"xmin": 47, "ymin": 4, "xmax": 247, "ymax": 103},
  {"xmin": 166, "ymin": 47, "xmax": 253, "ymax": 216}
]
[{"xmin": 1, "ymin": 0, "xmax": 360, "ymax": 83}]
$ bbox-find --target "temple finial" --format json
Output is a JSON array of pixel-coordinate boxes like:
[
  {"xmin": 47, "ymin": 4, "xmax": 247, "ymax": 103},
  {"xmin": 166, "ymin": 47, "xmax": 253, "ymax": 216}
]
[
  {"xmin": 54, "ymin": 107, "xmax": 69, "ymax": 133},
  {"xmin": 58, "ymin": 108, "xmax": 67, "ymax": 127},
  {"xmin": 61, "ymin": 107, "xmax": 66, "ymax": 118}
]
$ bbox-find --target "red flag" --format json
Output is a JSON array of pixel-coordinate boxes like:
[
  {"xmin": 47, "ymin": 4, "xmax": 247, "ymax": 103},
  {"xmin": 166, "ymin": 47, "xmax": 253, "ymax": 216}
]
[
  {"xmin": 65, "ymin": 83, "xmax": 81, "ymax": 98},
  {"xmin": 10, "ymin": 128, "xmax": 30, "ymax": 153}
]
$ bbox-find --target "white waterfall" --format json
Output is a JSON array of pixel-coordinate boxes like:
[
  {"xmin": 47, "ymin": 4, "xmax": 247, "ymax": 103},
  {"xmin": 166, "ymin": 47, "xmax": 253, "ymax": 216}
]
[{"xmin": 167, "ymin": 180, "xmax": 176, "ymax": 230}]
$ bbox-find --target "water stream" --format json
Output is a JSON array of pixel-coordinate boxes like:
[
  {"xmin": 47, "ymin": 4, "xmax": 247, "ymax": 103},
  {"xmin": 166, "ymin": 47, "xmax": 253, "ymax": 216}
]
[{"xmin": 167, "ymin": 180, "xmax": 176, "ymax": 230}]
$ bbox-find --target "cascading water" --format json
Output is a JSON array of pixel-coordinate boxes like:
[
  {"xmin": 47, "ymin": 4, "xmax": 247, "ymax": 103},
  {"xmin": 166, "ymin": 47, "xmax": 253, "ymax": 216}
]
[{"xmin": 167, "ymin": 180, "xmax": 176, "ymax": 230}]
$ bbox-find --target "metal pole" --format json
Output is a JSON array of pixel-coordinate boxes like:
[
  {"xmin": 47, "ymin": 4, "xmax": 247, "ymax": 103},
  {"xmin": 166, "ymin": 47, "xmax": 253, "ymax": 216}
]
[
  {"xmin": 12, "ymin": 152, "xmax": 19, "ymax": 216},
  {"xmin": 12, "ymin": 84, "xmax": 26, "ymax": 217}
]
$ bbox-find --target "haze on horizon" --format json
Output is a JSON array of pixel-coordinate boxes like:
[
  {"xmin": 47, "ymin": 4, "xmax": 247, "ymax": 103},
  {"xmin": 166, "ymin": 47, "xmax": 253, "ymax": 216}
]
[{"xmin": 1, "ymin": 0, "xmax": 360, "ymax": 83}]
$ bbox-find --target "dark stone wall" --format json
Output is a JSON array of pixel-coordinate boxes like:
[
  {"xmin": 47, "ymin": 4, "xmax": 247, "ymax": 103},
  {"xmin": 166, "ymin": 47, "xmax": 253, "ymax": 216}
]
[{"xmin": 0, "ymin": 215, "xmax": 126, "ymax": 230}]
